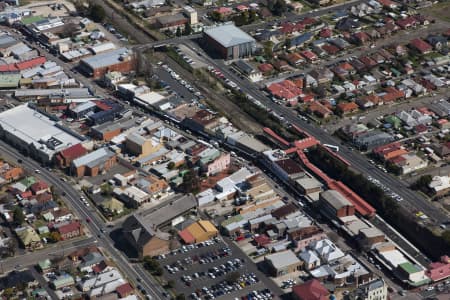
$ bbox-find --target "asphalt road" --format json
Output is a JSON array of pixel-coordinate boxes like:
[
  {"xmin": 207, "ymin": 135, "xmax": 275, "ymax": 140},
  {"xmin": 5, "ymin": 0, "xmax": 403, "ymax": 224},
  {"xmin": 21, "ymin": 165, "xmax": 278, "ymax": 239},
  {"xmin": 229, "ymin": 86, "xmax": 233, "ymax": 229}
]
[
  {"xmin": 182, "ymin": 38, "xmax": 449, "ymax": 226},
  {"xmin": 0, "ymin": 141, "xmax": 166, "ymax": 300}
]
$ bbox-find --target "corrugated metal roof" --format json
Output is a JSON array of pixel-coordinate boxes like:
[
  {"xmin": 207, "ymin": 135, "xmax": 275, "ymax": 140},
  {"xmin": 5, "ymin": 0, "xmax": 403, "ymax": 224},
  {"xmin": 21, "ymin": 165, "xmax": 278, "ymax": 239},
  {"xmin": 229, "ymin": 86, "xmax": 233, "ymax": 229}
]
[
  {"xmin": 204, "ymin": 24, "xmax": 255, "ymax": 48},
  {"xmin": 81, "ymin": 48, "xmax": 132, "ymax": 69}
]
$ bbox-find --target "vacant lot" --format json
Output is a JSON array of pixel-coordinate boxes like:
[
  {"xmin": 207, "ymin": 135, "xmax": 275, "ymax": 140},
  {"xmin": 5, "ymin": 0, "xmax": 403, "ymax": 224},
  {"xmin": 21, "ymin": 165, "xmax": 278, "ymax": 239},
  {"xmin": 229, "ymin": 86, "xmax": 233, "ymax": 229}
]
[{"xmin": 423, "ymin": 1, "xmax": 450, "ymax": 22}]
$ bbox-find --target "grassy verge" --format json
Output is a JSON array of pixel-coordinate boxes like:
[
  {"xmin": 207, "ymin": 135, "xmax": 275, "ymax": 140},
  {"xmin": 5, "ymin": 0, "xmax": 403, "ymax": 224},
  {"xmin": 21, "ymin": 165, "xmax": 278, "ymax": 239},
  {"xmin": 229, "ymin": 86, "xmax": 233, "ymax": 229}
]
[{"xmin": 422, "ymin": 1, "xmax": 450, "ymax": 22}]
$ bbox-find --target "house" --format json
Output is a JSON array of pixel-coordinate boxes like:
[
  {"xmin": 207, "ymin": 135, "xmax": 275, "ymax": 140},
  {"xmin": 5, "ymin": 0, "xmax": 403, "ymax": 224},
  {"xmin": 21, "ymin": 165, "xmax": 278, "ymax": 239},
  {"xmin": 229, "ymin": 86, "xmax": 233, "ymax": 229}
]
[
  {"xmin": 337, "ymin": 102, "xmax": 358, "ymax": 115},
  {"xmin": 57, "ymin": 221, "xmax": 83, "ymax": 240},
  {"xmin": 353, "ymin": 31, "xmax": 370, "ymax": 45},
  {"xmin": 30, "ymin": 181, "xmax": 50, "ymax": 195},
  {"xmin": 101, "ymin": 198, "xmax": 125, "ymax": 215},
  {"xmin": 309, "ymin": 68, "xmax": 333, "ymax": 85},
  {"xmin": 350, "ymin": 278, "xmax": 388, "ymax": 300},
  {"xmin": 299, "ymin": 250, "xmax": 321, "ymax": 270},
  {"xmin": 265, "ymin": 250, "xmax": 302, "ymax": 277},
  {"xmin": 427, "ymin": 256, "xmax": 450, "ymax": 282},
  {"xmin": 258, "ymin": 63, "xmax": 274, "ymax": 75},
  {"xmin": 292, "ymin": 279, "xmax": 329, "ymax": 300},
  {"xmin": 116, "ymin": 283, "xmax": 134, "ymax": 298},
  {"xmin": 308, "ymin": 101, "xmax": 332, "ymax": 118},
  {"xmin": 15, "ymin": 226, "xmax": 42, "ymax": 250},
  {"xmin": 409, "ymin": 38, "xmax": 433, "ymax": 54}
]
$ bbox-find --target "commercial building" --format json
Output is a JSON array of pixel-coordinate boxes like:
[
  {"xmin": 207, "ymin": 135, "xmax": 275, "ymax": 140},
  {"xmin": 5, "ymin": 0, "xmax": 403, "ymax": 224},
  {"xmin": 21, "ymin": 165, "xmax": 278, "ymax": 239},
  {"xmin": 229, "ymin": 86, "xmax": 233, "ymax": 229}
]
[
  {"xmin": 203, "ymin": 24, "xmax": 256, "ymax": 60},
  {"xmin": 350, "ymin": 278, "xmax": 388, "ymax": 300},
  {"xmin": 183, "ymin": 6, "xmax": 198, "ymax": 25},
  {"xmin": 122, "ymin": 194, "xmax": 197, "ymax": 258},
  {"xmin": 156, "ymin": 14, "xmax": 188, "ymax": 31},
  {"xmin": 79, "ymin": 48, "xmax": 135, "ymax": 78},
  {"xmin": 178, "ymin": 220, "xmax": 218, "ymax": 244},
  {"xmin": 71, "ymin": 148, "xmax": 117, "ymax": 177},
  {"xmin": 319, "ymin": 190, "xmax": 355, "ymax": 219},
  {"xmin": 125, "ymin": 132, "xmax": 162, "ymax": 160},
  {"xmin": 264, "ymin": 250, "xmax": 302, "ymax": 277},
  {"xmin": 0, "ymin": 104, "xmax": 84, "ymax": 163}
]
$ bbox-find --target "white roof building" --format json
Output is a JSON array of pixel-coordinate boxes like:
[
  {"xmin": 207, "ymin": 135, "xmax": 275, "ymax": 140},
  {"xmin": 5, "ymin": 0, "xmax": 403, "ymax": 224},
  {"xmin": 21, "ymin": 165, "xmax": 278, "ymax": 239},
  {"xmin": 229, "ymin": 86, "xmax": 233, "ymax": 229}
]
[{"xmin": 0, "ymin": 104, "xmax": 83, "ymax": 162}]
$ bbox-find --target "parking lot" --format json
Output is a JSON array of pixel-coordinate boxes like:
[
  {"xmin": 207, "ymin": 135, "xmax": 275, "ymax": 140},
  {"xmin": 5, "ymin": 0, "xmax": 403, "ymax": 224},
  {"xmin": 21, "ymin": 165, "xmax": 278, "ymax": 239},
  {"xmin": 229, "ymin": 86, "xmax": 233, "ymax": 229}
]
[{"xmin": 158, "ymin": 238, "xmax": 280, "ymax": 299}]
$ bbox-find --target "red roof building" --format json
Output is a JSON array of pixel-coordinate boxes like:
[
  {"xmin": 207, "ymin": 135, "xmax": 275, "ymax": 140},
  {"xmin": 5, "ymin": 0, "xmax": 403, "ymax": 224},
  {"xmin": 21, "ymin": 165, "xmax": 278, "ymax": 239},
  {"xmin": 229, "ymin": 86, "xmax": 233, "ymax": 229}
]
[
  {"xmin": 258, "ymin": 63, "xmax": 274, "ymax": 74},
  {"xmin": 267, "ymin": 80, "xmax": 303, "ymax": 101},
  {"xmin": 377, "ymin": 0, "xmax": 399, "ymax": 8},
  {"xmin": 55, "ymin": 144, "xmax": 88, "ymax": 168},
  {"xmin": 382, "ymin": 87, "xmax": 404, "ymax": 102},
  {"xmin": 427, "ymin": 256, "xmax": 450, "ymax": 282},
  {"xmin": 179, "ymin": 228, "xmax": 196, "ymax": 244},
  {"xmin": 337, "ymin": 102, "xmax": 359, "ymax": 114},
  {"xmin": 292, "ymin": 279, "xmax": 329, "ymax": 300},
  {"xmin": 300, "ymin": 50, "xmax": 318, "ymax": 62},
  {"xmin": 353, "ymin": 31, "xmax": 370, "ymax": 44},
  {"xmin": 116, "ymin": 283, "xmax": 134, "ymax": 298},
  {"xmin": 254, "ymin": 234, "xmax": 271, "ymax": 247},
  {"xmin": 30, "ymin": 181, "xmax": 50, "ymax": 195},
  {"xmin": 214, "ymin": 7, "xmax": 233, "ymax": 16},
  {"xmin": 308, "ymin": 101, "xmax": 332, "ymax": 118},
  {"xmin": 319, "ymin": 28, "xmax": 332, "ymax": 38},
  {"xmin": 409, "ymin": 38, "xmax": 433, "ymax": 54},
  {"xmin": 57, "ymin": 221, "xmax": 82, "ymax": 240},
  {"xmin": 236, "ymin": 5, "xmax": 249, "ymax": 11},
  {"xmin": 0, "ymin": 56, "xmax": 46, "ymax": 72},
  {"xmin": 396, "ymin": 16, "xmax": 417, "ymax": 29}
]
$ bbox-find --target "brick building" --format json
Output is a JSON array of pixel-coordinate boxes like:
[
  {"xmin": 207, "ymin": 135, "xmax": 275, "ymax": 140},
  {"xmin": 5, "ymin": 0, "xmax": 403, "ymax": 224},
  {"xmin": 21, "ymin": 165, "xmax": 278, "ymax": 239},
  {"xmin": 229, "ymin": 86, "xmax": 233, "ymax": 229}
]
[{"xmin": 79, "ymin": 48, "xmax": 135, "ymax": 78}]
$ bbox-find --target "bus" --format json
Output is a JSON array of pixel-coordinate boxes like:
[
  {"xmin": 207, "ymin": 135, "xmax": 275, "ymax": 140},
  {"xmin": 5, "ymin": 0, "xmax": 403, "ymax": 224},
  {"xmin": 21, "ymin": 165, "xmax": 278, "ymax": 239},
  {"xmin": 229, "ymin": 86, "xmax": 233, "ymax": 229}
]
[{"xmin": 323, "ymin": 144, "xmax": 340, "ymax": 152}]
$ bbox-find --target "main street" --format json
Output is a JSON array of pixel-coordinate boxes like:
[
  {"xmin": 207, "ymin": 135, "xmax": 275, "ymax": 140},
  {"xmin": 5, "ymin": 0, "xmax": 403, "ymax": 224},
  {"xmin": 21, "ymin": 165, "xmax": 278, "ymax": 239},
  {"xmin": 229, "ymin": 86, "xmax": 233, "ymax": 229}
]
[
  {"xmin": 0, "ymin": 141, "xmax": 166, "ymax": 299},
  {"xmin": 176, "ymin": 35, "xmax": 449, "ymax": 229}
]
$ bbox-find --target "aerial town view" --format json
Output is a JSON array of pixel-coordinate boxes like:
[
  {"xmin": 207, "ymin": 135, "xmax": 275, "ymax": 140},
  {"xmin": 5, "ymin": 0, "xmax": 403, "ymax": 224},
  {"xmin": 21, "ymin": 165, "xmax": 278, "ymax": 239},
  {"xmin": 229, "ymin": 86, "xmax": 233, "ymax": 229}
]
[{"xmin": 0, "ymin": 0, "xmax": 448, "ymax": 299}]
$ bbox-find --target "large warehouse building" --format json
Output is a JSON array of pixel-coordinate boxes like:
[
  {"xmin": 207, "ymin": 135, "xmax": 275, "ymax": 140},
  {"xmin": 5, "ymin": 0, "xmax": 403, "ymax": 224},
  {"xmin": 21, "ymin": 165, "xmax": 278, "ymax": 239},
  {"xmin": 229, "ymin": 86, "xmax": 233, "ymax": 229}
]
[
  {"xmin": 0, "ymin": 104, "xmax": 84, "ymax": 163},
  {"xmin": 78, "ymin": 48, "xmax": 135, "ymax": 79},
  {"xmin": 203, "ymin": 24, "xmax": 256, "ymax": 59}
]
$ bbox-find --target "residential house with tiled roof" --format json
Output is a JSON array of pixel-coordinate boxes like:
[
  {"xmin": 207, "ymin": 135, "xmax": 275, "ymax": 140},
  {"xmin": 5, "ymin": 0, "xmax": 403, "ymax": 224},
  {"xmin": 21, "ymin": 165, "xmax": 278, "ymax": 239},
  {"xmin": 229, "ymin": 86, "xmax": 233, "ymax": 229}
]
[
  {"xmin": 57, "ymin": 221, "xmax": 83, "ymax": 240},
  {"xmin": 337, "ymin": 102, "xmax": 359, "ymax": 115},
  {"xmin": 292, "ymin": 279, "xmax": 329, "ymax": 300},
  {"xmin": 409, "ymin": 38, "xmax": 433, "ymax": 54}
]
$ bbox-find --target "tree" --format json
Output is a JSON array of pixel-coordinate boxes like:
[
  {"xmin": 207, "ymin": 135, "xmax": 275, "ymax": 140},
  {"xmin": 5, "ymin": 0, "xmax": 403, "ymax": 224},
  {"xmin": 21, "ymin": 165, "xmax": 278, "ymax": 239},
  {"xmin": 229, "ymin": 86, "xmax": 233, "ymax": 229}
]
[
  {"xmin": 60, "ymin": 23, "xmax": 79, "ymax": 38},
  {"xmin": 175, "ymin": 294, "xmax": 186, "ymax": 300},
  {"xmin": 49, "ymin": 232, "xmax": 61, "ymax": 243},
  {"xmin": 89, "ymin": 4, "xmax": 106, "ymax": 23},
  {"xmin": 210, "ymin": 11, "xmax": 222, "ymax": 22},
  {"xmin": 167, "ymin": 280, "xmax": 175, "ymax": 288},
  {"xmin": 411, "ymin": 175, "xmax": 432, "ymax": 192},
  {"xmin": 167, "ymin": 161, "xmax": 176, "ymax": 170},
  {"xmin": 101, "ymin": 184, "xmax": 113, "ymax": 196},
  {"xmin": 226, "ymin": 271, "xmax": 240, "ymax": 284},
  {"xmin": 176, "ymin": 27, "xmax": 182, "ymax": 37},
  {"xmin": 12, "ymin": 206, "xmax": 25, "ymax": 225},
  {"xmin": 183, "ymin": 23, "xmax": 192, "ymax": 35},
  {"xmin": 181, "ymin": 168, "xmax": 200, "ymax": 194}
]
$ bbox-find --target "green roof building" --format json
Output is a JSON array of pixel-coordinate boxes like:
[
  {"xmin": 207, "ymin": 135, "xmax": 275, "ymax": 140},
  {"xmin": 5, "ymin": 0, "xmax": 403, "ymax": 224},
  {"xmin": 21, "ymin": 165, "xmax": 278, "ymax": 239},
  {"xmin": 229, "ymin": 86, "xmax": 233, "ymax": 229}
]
[
  {"xmin": 0, "ymin": 73, "xmax": 20, "ymax": 88},
  {"xmin": 51, "ymin": 274, "xmax": 75, "ymax": 290},
  {"xmin": 19, "ymin": 176, "xmax": 37, "ymax": 189},
  {"xmin": 37, "ymin": 259, "xmax": 52, "ymax": 272},
  {"xmin": 384, "ymin": 115, "xmax": 402, "ymax": 129}
]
